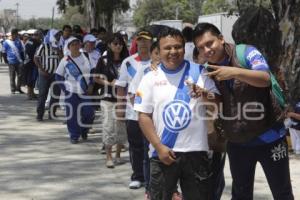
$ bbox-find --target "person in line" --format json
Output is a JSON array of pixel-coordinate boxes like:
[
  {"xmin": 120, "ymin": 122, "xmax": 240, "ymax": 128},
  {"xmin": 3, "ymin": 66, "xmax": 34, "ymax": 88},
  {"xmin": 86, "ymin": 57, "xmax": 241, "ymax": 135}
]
[
  {"xmin": 55, "ymin": 37, "xmax": 95, "ymax": 144},
  {"xmin": 94, "ymin": 33, "xmax": 129, "ymax": 168},
  {"xmin": 2, "ymin": 29, "xmax": 25, "ymax": 94},
  {"xmin": 24, "ymin": 30, "xmax": 43, "ymax": 100},
  {"xmin": 34, "ymin": 29, "xmax": 61, "ymax": 121},
  {"xmin": 192, "ymin": 22, "xmax": 294, "ymax": 200},
  {"xmin": 115, "ymin": 30, "xmax": 153, "ymax": 189},
  {"xmin": 134, "ymin": 27, "xmax": 220, "ymax": 200},
  {"xmin": 58, "ymin": 25, "xmax": 72, "ymax": 56}
]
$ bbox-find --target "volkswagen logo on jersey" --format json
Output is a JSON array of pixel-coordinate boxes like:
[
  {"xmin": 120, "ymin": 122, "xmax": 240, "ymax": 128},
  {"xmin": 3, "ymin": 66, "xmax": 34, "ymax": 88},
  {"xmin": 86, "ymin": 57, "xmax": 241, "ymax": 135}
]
[{"xmin": 162, "ymin": 100, "xmax": 192, "ymax": 132}]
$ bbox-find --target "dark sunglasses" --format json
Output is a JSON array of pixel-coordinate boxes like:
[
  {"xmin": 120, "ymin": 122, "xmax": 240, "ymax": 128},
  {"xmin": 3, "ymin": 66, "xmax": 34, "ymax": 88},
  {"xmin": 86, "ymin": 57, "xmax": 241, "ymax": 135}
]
[{"xmin": 112, "ymin": 41, "xmax": 123, "ymax": 46}]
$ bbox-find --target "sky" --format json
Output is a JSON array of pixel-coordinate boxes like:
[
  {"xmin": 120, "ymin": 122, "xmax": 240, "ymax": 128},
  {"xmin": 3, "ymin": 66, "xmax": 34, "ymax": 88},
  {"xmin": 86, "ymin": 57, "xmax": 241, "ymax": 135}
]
[{"xmin": 0, "ymin": 0, "xmax": 61, "ymax": 19}]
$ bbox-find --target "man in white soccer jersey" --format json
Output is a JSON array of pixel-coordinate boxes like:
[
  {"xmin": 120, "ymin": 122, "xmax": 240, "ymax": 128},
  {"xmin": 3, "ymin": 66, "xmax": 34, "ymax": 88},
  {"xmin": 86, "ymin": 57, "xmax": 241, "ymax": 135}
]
[
  {"xmin": 115, "ymin": 30, "xmax": 153, "ymax": 189},
  {"xmin": 134, "ymin": 27, "xmax": 220, "ymax": 200}
]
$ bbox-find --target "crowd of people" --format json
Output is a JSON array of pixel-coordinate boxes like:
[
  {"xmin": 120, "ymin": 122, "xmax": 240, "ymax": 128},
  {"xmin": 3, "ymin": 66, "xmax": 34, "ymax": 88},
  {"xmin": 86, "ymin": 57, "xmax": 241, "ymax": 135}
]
[{"xmin": 0, "ymin": 23, "xmax": 300, "ymax": 200}]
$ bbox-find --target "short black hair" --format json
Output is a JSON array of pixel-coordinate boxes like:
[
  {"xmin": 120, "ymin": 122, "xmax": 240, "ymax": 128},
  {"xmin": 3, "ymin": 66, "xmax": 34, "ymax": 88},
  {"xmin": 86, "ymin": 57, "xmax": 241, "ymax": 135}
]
[
  {"xmin": 11, "ymin": 28, "xmax": 19, "ymax": 35},
  {"xmin": 73, "ymin": 25, "xmax": 82, "ymax": 34},
  {"xmin": 193, "ymin": 46, "xmax": 199, "ymax": 58},
  {"xmin": 193, "ymin": 23, "xmax": 221, "ymax": 42},
  {"xmin": 98, "ymin": 26, "xmax": 107, "ymax": 33},
  {"xmin": 157, "ymin": 27, "xmax": 185, "ymax": 49},
  {"xmin": 90, "ymin": 28, "xmax": 98, "ymax": 34},
  {"xmin": 62, "ymin": 25, "xmax": 72, "ymax": 31},
  {"xmin": 182, "ymin": 26, "xmax": 193, "ymax": 42},
  {"xmin": 150, "ymin": 41, "xmax": 158, "ymax": 53}
]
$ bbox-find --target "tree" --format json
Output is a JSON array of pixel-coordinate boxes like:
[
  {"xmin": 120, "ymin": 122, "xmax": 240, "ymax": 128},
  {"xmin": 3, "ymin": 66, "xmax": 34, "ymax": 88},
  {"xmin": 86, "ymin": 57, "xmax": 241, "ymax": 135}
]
[
  {"xmin": 201, "ymin": 0, "xmax": 233, "ymax": 15},
  {"xmin": 56, "ymin": 0, "xmax": 130, "ymax": 32},
  {"xmin": 269, "ymin": 0, "xmax": 300, "ymax": 105},
  {"xmin": 133, "ymin": 0, "xmax": 204, "ymax": 27},
  {"xmin": 0, "ymin": 9, "xmax": 17, "ymax": 33}
]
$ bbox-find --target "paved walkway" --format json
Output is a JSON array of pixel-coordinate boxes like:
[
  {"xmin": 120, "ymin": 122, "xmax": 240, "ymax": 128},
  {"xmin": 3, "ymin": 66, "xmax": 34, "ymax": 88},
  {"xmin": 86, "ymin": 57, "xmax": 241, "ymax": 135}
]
[{"xmin": 0, "ymin": 64, "xmax": 299, "ymax": 200}]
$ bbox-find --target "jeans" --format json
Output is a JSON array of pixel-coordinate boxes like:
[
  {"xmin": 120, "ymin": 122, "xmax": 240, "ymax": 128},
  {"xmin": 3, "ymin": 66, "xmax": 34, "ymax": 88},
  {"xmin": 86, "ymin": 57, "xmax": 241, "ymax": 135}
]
[
  {"xmin": 209, "ymin": 152, "xmax": 226, "ymax": 200},
  {"xmin": 36, "ymin": 72, "xmax": 60, "ymax": 118},
  {"xmin": 8, "ymin": 63, "xmax": 22, "ymax": 92},
  {"xmin": 144, "ymin": 138, "xmax": 150, "ymax": 192},
  {"xmin": 227, "ymin": 137, "xmax": 294, "ymax": 200},
  {"xmin": 126, "ymin": 120, "xmax": 145, "ymax": 182},
  {"xmin": 150, "ymin": 152, "xmax": 211, "ymax": 200},
  {"xmin": 24, "ymin": 62, "xmax": 38, "ymax": 88}
]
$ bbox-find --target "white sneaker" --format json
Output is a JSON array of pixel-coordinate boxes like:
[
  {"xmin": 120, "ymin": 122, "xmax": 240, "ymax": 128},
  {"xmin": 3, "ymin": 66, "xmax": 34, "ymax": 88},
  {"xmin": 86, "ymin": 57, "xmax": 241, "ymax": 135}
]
[
  {"xmin": 129, "ymin": 180, "xmax": 142, "ymax": 189},
  {"xmin": 115, "ymin": 157, "xmax": 126, "ymax": 165}
]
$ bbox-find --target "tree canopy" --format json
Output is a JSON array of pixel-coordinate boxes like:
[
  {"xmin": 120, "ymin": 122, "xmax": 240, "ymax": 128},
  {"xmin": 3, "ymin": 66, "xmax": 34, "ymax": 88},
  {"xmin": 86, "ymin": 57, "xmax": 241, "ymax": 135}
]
[
  {"xmin": 133, "ymin": 0, "xmax": 203, "ymax": 27},
  {"xmin": 56, "ymin": 0, "xmax": 130, "ymax": 31}
]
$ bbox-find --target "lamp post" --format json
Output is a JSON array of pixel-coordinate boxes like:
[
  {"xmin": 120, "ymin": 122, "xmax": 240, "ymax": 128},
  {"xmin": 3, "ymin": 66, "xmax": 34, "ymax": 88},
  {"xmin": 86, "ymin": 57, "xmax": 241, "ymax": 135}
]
[
  {"xmin": 15, "ymin": 2, "xmax": 19, "ymax": 28},
  {"xmin": 175, "ymin": 3, "xmax": 180, "ymax": 20}
]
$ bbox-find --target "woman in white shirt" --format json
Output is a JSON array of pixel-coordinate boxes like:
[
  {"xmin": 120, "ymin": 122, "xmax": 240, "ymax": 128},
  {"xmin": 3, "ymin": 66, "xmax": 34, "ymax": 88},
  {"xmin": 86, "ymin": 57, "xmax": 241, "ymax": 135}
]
[{"xmin": 55, "ymin": 37, "xmax": 95, "ymax": 144}]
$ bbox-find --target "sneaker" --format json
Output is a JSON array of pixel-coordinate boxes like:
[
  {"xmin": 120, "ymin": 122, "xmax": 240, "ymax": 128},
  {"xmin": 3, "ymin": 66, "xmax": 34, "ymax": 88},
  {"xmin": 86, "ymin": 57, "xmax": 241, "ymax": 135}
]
[
  {"xmin": 70, "ymin": 139, "xmax": 79, "ymax": 144},
  {"xmin": 81, "ymin": 132, "xmax": 88, "ymax": 141},
  {"xmin": 106, "ymin": 159, "xmax": 114, "ymax": 168},
  {"xmin": 115, "ymin": 157, "xmax": 126, "ymax": 165},
  {"xmin": 17, "ymin": 89, "xmax": 25, "ymax": 94},
  {"xmin": 36, "ymin": 116, "xmax": 43, "ymax": 121},
  {"xmin": 89, "ymin": 128, "xmax": 96, "ymax": 134},
  {"xmin": 129, "ymin": 180, "xmax": 142, "ymax": 189}
]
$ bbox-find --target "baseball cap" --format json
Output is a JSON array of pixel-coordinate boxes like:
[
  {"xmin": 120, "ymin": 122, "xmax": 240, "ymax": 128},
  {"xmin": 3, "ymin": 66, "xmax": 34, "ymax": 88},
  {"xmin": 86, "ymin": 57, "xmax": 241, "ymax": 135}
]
[
  {"xmin": 136, "ymin": 30, "xmax": 153, "ymax": 40},
  {"xmin": 83, "ymin": 34, "xmax": 97, "ymax": 43}
]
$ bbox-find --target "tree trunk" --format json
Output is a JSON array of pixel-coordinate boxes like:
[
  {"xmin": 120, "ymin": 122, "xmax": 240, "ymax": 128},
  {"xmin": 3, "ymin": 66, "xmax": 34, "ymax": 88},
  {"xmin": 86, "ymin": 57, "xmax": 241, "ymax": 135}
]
[
  {"xmin": 85, "ymin": 0, "xmax": 98, "ymax": 29},
  {"xmin": 105, "ymin": 11, "xmax": 114, "ymax": 32},
  {"xmin": 271, "ymin": 0, "xmax": 300, "ymax": 105}
]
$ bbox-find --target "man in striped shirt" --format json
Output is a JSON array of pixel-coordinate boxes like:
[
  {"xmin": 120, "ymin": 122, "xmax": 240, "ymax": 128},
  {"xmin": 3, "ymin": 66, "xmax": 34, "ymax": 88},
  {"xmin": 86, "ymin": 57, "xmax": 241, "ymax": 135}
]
[{"xmin": 34, "ymin": 29, "xmax": 62, "ymax": 121}]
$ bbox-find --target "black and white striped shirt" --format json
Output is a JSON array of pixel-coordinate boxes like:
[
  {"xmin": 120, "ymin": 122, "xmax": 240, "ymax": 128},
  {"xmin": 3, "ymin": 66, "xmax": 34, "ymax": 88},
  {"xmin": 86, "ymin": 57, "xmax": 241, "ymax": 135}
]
[{"xmin": 35, "ymin": 43, "xmax": 60, "ymax": 74}]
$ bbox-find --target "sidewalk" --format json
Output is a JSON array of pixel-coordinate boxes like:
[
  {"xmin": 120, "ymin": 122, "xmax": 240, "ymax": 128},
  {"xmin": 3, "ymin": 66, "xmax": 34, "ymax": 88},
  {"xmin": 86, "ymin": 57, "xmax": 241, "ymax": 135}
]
[{"xmin": 0, "ymin": 64, "xmax": 299, "ymax": 199}]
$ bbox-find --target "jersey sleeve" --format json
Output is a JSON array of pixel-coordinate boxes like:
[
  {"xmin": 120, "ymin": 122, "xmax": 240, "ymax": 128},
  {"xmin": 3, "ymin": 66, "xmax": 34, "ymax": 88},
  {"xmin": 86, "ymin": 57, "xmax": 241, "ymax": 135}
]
[
  {"xmin": 114, "ymin": 59, "xmax": 128, "ymax": 87},
  {"xmin": 134, "ymin": 74, "xmax": 154, "ymax": 114},
  {"xmin": 199, "ymin": 68, "xmax": 220, "ymax": 95},
  {"xmin": 55, "ymin": 58, "xmax": 66, "ymax": 77},
  {"xmin": 244, "ymin": 46, "xmax": 270, "ymax": 71}
]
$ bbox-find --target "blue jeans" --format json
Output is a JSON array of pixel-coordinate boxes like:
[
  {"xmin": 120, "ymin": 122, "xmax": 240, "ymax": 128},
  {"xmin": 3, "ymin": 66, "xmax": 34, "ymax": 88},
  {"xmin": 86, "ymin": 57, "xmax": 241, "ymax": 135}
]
[
  {"xmin": 126, "ymin": 120, "xmax": 145, "ymax": 182},
  {"xmin": 36, "ymin": 72, "xmax": 60, "ymax": 118},
  {"xmin": 227, "ymin": 137, "xmax": 294, "ymax": 200}
]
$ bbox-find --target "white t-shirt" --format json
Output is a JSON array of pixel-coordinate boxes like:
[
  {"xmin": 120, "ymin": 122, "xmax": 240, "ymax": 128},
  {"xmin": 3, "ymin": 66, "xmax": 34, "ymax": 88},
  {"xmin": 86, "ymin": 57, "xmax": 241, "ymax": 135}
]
[
  {"xmin": 184, "ymin": 42, "xmax": 195, "ymax": 61},
  {"xmin": 81, "ymin": 49, "xmax": 101, "ymax": 69},
  {"xmin": 56, "ymin": 53, "xmax": 93, "ymax": 94},
  {"xmin": 115, "ymin": 53, "xmax": 151, "ymax": 121},
  {"xmin": 134, "ymin": 60, "xmax": 219, "ymax": 157}
]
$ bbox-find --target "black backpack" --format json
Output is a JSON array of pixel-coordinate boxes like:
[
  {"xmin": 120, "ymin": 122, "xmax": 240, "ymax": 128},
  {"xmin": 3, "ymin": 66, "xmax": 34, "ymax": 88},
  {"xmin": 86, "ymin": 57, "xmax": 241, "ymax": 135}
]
[{"xmin": 232, "ymin": 6, "xmax": 281, "ymax": 70}]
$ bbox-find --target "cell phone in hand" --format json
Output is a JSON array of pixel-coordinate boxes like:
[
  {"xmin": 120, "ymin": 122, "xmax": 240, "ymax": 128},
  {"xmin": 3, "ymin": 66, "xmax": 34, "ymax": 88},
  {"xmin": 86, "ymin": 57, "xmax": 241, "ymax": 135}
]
[{"xmin": 203, "ymin": 63, "xmax": 215, "ymax": 72}]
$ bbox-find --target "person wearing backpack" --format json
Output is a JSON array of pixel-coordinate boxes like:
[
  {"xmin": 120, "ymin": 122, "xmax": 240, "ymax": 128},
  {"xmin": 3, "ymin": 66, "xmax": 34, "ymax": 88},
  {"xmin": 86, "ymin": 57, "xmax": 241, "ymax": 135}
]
[
  {"xmin": 287, "ymin": 102, "xmax": 300, "ymax": 155},
  {"xmin": 192, "ymin": 23, "xmax": 294, "ymax": 200}
]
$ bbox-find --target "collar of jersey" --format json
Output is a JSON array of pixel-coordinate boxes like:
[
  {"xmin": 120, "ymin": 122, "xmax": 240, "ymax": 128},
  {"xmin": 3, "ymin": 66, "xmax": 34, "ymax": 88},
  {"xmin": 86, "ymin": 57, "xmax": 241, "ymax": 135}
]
[{"xmin": 160, "ymin": 60, "xmax": 186, "ymax": 74}]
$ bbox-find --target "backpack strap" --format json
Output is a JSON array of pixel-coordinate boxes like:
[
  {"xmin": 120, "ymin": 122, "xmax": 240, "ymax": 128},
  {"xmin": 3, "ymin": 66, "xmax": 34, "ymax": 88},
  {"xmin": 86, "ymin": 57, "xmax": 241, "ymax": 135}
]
[
  {"xmin": 235, "ymin": 44, "xmax": 286, "ymax": 108},
  {"xmin": 235, "ymin": 44, "xmax": 248, "ymax": 68}
]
